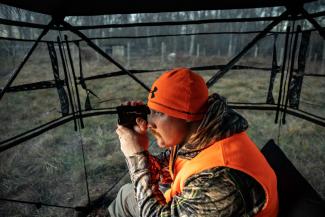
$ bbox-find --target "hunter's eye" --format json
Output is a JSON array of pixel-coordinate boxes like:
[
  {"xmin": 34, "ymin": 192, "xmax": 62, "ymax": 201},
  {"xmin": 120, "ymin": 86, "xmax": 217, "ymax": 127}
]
[{"xmin": 150, "ymin": 109, "xmax": 163, "ymax": 116}]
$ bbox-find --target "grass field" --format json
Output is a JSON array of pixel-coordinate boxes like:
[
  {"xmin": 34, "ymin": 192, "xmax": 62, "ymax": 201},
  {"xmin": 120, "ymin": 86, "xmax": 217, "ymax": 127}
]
[{"xmin": 0, "ymin": 51, "xmax": 324, "ymax": 217}]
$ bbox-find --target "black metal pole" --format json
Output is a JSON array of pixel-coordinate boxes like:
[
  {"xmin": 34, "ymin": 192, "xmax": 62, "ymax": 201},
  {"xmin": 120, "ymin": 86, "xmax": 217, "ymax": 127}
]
[
  {"xmin": 0, "ymin": 19, "xmax": 55, "ymax": 101},
  {"xmin": 275, "ymin": 26, "xmax": 291, "ymax": 124},
  {"xmin": 65, "ymin": 35, "xmax": 84, "ymax": 128},
  {"xmin": 282, "ymin": 25, "xmax": 301, "ymax": 124},
  {"xmin": 299, "ymin": 7, "xmax": 325, "ymax": 40},
  {"xmin": 2, "ymin": 103, "xmax": 325, "ymax": 153},
  {"xmin": 206, "ymin": 10, "xmax": 289, "ymax": 88},
  {"xmin": 57, "ymin": 36, "xmax": 78, "ymax": 131},
  {"xmin": 0, "ymin": 109, "xmax": 117, "ymax": 153},
  {"xmin": 60, "ymin": 20, "xmax": 151, "ymax": 92},
  {"xmin": 75, "ymin": 41, "xmax": 87, "ymax": 90}
]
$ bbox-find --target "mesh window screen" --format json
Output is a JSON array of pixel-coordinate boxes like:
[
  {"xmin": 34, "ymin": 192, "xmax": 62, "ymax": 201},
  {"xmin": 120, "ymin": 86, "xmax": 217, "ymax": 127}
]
[{"xmin": 1, "ymin": 2, "xmax": 324, "ymax": 216}]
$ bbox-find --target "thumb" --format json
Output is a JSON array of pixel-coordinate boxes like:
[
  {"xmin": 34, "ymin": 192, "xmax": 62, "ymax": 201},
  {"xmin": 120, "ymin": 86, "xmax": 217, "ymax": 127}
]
[{"xmin": 134, "ymin": 117, "xmax": 147, "ymax": 134}]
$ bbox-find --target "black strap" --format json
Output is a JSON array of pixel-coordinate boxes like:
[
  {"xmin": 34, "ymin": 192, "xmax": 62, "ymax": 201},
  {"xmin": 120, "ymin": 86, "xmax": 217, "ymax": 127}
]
[
  {"xmin": 47, "ymin": 41, "xmax": 69, "ymax": 116},
  {"xmin": 75, "ymin": 41, "xmax": 100, "ymax": 110},
  {"xmin": 266, "ymin": 34, "xmax": 279, "ymax": 104},
  {"xmin": 288, "ymin": 29, "xmax": 311, "ymax": 109}
]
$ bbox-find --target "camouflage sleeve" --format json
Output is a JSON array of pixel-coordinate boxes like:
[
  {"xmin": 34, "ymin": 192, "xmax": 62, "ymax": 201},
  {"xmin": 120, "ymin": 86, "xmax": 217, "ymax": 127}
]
[
  {"xmin": 126, "ymin": 152, "xmax": 263, "ymax": 217},
  {"xmin": 126, "ymin": 151, "xmax": 167, "ymax": 210}
]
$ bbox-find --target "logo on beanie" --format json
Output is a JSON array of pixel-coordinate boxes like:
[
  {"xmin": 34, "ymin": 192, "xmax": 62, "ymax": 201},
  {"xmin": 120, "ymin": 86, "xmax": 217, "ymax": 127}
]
[{"xmin": 150, "ymin": 86, "xmax": 158, "ymax": 98}]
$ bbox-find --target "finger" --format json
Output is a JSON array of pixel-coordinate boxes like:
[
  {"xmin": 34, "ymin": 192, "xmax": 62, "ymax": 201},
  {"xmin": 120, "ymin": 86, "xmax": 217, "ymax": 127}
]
[
  {"xmin": 118, "ymin": 125, "xmax": 134, "ymax": 135},
  {"xmin": 115, "ymin": 126, "xmax": 121, "ymax": 136},
  {"xmin": 135, "ymin": 117, "xmax": 148, "ymax": 133},
  {"xmin": 122, "ymin": 101, "xmax": 144, "ymax": 106},
  {"xmin": 134, "ymin": 124, "xmax": 147, "ymax": 134},
  {"xmin": 136, "ymin": 117, "xmax": 147, "ymax": 128},
  {"xmin": 135, "ymin": 100, "xmax": 144, "ymax": 105},
  {"xmin": 116, "ymin": 124, "xmax": 125, "ymax": 132},
  {"xmin": 133, "ymin": 125, "xmax": 141, "ymax": 134},
  {"xmin": 116, "ymin": 126, "xmax": 130, "ymax": 141},
  {"xmin": 121, "ymin": 101, "xmax": 133, "ymax": 106},
  {"xmin": 130, "ymin": 101, "xmax": 138, "ymax": 106},
  {"xmin": 130, "ymin": 101, "xmax": 144, "ymax": 106},
  {"xmin": 116, "ymin": 124, "xmax": 127, "ymax": 134}
]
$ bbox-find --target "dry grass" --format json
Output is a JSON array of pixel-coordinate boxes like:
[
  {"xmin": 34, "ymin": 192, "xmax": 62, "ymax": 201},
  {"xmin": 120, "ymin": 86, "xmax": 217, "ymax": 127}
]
[{"xmin": 0, "ymin": 51, "xmax": 324, "ymax": 216}]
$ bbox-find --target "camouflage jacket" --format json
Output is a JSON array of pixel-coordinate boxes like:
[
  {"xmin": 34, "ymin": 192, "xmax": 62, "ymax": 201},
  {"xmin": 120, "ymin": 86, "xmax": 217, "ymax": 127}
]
[{"xmin": 125, "ymin": 94, "xmax": 266, "ymax": 217}]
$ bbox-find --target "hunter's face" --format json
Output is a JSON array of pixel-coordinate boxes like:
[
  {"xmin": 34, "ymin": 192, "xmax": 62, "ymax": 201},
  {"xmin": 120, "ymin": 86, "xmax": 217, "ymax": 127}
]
[{"xmin": 147, "ymin": 109, "xmax": 189, "ymax": 148}]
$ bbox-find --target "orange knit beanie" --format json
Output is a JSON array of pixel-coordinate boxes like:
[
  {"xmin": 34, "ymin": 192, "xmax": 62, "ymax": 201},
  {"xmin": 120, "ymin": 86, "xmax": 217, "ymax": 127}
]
[{"xmin": 147, "ymin": 68, "xmax": 208, "ymax": 121}]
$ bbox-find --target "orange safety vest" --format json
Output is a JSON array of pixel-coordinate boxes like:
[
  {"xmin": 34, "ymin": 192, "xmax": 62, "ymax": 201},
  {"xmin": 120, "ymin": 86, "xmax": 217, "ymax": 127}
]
[{"xmin": 164, "ymin": 132, "xmax": 278, "ymax": 217}]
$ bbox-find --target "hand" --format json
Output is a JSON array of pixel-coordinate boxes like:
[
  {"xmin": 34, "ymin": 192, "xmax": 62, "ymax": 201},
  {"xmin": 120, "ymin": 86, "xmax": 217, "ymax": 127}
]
[
  {"xmin": 116, "ymin": 101, "xmax": 149, "ymax": 157},
  {"xmin": 121, "ymin": 100, "xmax": 144, "ymax": 106}
]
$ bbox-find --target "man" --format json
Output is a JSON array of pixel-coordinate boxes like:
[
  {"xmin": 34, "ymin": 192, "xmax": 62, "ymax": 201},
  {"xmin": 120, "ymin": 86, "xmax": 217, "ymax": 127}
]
[{"xmin": 111, "ymin": 68, "xmax": 278, "ymax": 216}]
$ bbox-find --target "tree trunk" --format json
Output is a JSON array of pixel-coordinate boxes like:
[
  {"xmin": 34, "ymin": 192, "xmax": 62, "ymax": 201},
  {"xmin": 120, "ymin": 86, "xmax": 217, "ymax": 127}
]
[
  {"xmin": 161, "ymin": 42, "xmax": 166, "ymax": 65},
  {"xmin": 254, "ymin": 46, "xmax": 259, "ymax": 58},
  {"xmin": 189, "ymin": 28, "xmax": 196, "ymax": 56},
  {"xmin": 127, "ymin": 42, "xmax": 131, "ymax": 67},
  {"xmin": 228, "ymin": 34, "xmax": 233, "ymax": 57},
  {"xmin": 196, "ymin": 44, "xmax": 200, "ymax": 57},
  {"xmin": 146, "ymin": 28, "xmax": 152, "ymax": 55}
]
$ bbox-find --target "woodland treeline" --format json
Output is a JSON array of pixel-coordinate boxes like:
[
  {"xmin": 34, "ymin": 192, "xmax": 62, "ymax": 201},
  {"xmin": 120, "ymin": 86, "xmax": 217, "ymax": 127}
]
[{"xmin": 0, "ymin": 2, "xmax": 324, "ymax": 63}]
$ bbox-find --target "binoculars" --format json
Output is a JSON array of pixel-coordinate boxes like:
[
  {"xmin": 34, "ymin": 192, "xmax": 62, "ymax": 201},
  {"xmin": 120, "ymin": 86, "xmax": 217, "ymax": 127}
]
[{"xmin": 116, "ymin": 105, "xmax": 150, "ymax": 129}]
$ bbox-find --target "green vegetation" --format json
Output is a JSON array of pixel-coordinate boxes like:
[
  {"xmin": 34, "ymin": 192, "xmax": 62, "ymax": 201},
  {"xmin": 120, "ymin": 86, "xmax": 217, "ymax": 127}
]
[{"xmin": 0, "ymin": 51, "xmax": 324, "ymax": 217}]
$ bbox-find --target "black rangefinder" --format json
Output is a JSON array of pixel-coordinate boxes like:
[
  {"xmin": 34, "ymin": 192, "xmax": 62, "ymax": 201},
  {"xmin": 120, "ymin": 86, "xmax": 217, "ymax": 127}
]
[{"xmin": 116, "ymin": 105, "xmax": 150, "ymax": 129}]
